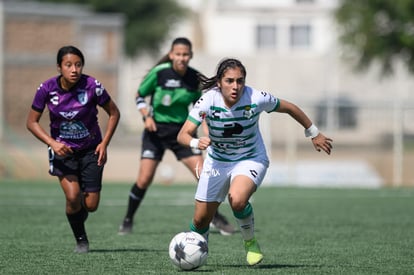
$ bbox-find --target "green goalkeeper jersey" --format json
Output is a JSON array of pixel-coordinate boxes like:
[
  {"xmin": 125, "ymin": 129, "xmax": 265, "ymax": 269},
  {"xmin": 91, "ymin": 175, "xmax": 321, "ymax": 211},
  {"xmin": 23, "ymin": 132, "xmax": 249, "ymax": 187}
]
[{"xmin": 138, "ymin": 62, "xmax": 202, "ymax": 124}]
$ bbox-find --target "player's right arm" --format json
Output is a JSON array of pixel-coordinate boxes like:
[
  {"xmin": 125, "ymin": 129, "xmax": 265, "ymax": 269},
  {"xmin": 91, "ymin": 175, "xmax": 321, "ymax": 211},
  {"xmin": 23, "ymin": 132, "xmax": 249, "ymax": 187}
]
[
  {"xmin": 26, "ymin": 108, "xmax": 73, "ymax": 156},
  {"xmin": 135, "ymin": 66, "xmax": 161, "ymax": 132},
  {"xmin": 177, "ymin": 120, "xmax": 210, "ymax": 151},
  {"xmin": 135, "ymin": 92, "xmax": 156, "ymax": 132}
]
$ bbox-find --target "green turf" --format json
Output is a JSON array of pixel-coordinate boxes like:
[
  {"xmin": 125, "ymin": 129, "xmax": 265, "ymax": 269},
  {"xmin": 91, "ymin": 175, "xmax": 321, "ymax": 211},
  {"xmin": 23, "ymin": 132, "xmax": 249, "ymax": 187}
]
[{"xmin": 1, "ymin": 179, "xmax": 414, "ymax": 274}]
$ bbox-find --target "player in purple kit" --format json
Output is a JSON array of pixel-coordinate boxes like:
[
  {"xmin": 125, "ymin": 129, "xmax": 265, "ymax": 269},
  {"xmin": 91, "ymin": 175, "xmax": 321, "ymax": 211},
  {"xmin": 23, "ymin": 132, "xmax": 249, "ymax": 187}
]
[{"xmin": 26, "ymin": 45, "xmax": 120, "ymax": 253}]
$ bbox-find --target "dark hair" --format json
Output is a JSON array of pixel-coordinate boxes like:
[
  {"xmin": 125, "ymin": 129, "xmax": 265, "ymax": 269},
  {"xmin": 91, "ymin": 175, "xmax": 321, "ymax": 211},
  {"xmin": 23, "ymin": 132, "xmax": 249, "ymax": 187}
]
[
  {"xmin": 155, "ymin": 37, "xmax": 193, "ymax": 65},
  {"xmin": 57, "ymin": 45, "xmax": 85, "ymax": 66},
  {"xmin": 199, "ymin": 58, "xmax": 247, "ymax": 91}
]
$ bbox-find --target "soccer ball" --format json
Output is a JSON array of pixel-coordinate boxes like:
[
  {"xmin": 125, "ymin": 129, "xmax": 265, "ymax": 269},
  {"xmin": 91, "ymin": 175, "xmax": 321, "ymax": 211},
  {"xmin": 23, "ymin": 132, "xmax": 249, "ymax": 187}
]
[{"xmin": 168, "ymin": 231, "xmax": 208, "ymax": 270}]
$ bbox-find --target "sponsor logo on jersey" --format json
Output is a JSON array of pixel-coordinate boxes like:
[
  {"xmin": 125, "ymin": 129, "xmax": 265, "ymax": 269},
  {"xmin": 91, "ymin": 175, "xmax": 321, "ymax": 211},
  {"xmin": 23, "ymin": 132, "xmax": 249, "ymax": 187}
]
[
  {"xmin": 50, "ymin": 91, "xmax": 59, "ymax": 105},
  {"xmin": 94, "ymin": 80, "xmax": 104, "ymax": 96},
  {"xmin": 59, "ymin": 111, "xmax": 79, "ymax": 120},
  {"xmin": 95, "ymin": 87, "xmax": 104, "ymax": 96},
  {"xmin": 165, "ymin": 79, "xmax": 181, "ymax": 88},
  {"xmin": 59, "ymin": 121, "xmax": 89, "ymax": 139},
  {"xmin": 222, "ymin": 123, "xmax": 243, "ymax": 137},
  {"xmin": 212, "ymin": 110, "xmax": 221, "ymax": 119}
]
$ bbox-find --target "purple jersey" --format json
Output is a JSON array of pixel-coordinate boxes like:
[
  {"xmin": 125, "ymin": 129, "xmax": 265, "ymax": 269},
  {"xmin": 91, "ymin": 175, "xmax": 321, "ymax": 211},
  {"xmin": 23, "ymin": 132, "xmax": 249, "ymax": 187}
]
[{"xmin": 31, "ymin": 74, "xmax": 111, "ymax": 150}]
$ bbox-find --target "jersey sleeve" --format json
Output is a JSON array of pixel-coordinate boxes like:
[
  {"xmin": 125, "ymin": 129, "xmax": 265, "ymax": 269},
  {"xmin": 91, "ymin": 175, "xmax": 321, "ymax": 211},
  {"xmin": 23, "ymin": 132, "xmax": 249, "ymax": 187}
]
[
  {"xmin": 31, "ymin": 82, "xmax": 49, "ymax": 113},
  {"xmin": 187, "ymin": 93, "xmax": 210, "ymax": 126},
  {"xmin": 82, "ymin": 75, "xmax": 111, "ymax": 106},
  {"xmin": 260, "ymin": 90, "xmax": 280, "ymax": 113},
  {"xmin": 93, "ymin": 78, "xmax": 111, "ymax": 107},
  {"xmin": 138, "ymin": 64, "xmax": 167, "ymax": 97}
]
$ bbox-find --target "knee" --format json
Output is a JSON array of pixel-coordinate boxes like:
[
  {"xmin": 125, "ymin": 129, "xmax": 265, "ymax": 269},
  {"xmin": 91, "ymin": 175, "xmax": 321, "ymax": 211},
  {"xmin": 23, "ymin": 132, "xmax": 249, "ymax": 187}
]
[
  {"xmin": 83, "ymin": 198, "xmax": 99, "ymax": 212},
  {"xmin": 82, "ymin": 192, "xmax": 100, "ymax": 212},
  {"xmin": 65, "ymin": 194, "xmax": 81, "ymax": 211},
  {"xmin": 84, "ymin": 204, "xmax": 98, "ymax": 212},
  {"xmin": 228, "ymin": 196, "xmax": 247, "ymax": 212},
  {"xmin": 230, "ymin": 201, "xmax": 247, "ymax": 213}
]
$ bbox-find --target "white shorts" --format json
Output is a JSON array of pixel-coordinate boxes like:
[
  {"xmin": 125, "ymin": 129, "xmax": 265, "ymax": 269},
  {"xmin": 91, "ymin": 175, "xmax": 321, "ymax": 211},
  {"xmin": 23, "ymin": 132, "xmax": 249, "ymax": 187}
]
[{"xmin": 195, "ymin": 155, "xmax": 269, "ymax": 203}]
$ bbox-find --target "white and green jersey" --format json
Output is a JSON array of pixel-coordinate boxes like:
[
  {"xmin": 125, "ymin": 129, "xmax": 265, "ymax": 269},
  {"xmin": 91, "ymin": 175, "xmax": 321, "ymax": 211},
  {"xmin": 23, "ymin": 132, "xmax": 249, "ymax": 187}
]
[{"xmin": 188, "ymin": 85, "xmax": 280, "ymax": 162}]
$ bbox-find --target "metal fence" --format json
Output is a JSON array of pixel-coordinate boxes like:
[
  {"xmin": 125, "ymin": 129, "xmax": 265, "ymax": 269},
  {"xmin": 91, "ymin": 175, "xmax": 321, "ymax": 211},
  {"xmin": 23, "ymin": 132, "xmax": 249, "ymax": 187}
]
[{"xmin": 261, "ymin": 99, "xmax": 414, "ymax": 187}]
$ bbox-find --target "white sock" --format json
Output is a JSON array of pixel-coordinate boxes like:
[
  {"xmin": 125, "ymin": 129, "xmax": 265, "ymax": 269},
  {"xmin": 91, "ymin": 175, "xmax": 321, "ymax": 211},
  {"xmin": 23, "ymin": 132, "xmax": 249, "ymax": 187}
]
[{"xmin": 236, "ymin": 212, "xmax": 254, "ymax": 241}]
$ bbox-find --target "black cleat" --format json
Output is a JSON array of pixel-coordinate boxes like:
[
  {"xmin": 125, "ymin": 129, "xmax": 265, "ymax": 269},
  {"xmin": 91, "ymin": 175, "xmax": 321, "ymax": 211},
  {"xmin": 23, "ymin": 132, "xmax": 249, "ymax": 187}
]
[
  {"xmin": 118, "ymin": 218, "xmax": 133, "ymax": 235},
  {"xmin": 74, "ymin": 236, "xmax": 89, "ymax": 253}
]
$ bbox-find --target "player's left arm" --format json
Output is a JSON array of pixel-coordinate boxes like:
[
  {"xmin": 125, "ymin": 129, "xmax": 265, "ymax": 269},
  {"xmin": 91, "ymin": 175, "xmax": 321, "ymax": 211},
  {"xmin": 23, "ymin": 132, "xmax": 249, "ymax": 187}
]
[
  {"xmin": 276, "ymin": 99, "xmax": 333, "ymax": 155},
  {"xmin": 96, "ymin": 99, "xmax": 121, "ymax": 166}
]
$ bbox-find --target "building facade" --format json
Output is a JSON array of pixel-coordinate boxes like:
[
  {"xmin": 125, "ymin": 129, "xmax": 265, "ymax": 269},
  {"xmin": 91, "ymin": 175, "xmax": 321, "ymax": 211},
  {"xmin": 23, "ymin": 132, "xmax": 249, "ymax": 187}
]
[{"xmin": 133, "ymin": 0, "xmax": 413, "ymax": 186}]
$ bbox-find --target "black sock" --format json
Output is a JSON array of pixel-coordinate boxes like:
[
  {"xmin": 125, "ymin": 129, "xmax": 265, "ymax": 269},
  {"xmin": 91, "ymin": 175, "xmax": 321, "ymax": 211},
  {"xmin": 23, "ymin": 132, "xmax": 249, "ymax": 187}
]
[
  {"xmin": 66, "ymin": 207, "xmax": 88, "ymax": 242},
  {"xmin": 79, "ymin": 193, "xmax": 89, "ymax": 222},
  {"xmin": 124, "ymin": 183, "xmax": 147, "ymax": 221}
]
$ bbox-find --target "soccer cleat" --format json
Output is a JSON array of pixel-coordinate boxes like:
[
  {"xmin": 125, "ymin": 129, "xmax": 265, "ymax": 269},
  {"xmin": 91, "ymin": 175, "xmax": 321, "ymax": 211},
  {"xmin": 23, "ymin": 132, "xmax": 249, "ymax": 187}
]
[
  {"xmin": 74, "ymin": 241, "xmax": 89, "ymax": 253},
  {"xmin": 210, "ymin": 212, "xmax": 236, "ymax": 236},
  {"xmin": 118, "ymin": 218, "xmax": 133, "ymax": 235},
  {"xmin": 74, "ymin": 236, "xmax": 89, "ymax": 253},
  {"xmin": 244, "ymin": 238, "xmax": 263, "ymax": 266}
]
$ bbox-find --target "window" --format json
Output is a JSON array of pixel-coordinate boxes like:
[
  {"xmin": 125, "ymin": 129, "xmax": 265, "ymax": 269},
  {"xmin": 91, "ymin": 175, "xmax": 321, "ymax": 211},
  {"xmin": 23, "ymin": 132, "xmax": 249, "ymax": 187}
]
[
  {"xmin": 256, "ymin": 24, "xmax": 277, "ymax": 49},
  {"xmin": 82, "ymin": 30, "xmax": 106, "ymax": 62},
  {"xmin": 316, "ymin": 97, "xmax": 358, "ymax": 129},
  {"xmin": 290, "ymin": 24, "xmax": 311, "ymax": 48}
]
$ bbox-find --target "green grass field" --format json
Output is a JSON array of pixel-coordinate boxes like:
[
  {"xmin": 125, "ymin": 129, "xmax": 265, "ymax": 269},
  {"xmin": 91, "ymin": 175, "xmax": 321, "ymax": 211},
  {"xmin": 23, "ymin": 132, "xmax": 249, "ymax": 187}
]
[{"xmin": 1, "ymin": 180, "xmax": 414, "ymax": 274}]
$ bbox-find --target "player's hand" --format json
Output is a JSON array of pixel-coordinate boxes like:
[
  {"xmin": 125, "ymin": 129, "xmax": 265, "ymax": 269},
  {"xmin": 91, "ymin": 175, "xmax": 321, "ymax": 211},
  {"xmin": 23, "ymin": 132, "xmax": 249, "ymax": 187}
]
[
  {"xmin": 198, "ymin": 136, "xmax": 211, "ymax": 150},
  {"xmin": 311, "ymin": 133, "xmax": 333, "ymax": 155},
  {"xmin": 144, "ymin": 117, "xmax": 157, "ymax": 132},
  {"xmin": 50, "ymin": 140, "xmax": 73, "ymax": 157},
  {"xmin": 95, "ymin": 143, "xmax": 107, "ymax": 166}
]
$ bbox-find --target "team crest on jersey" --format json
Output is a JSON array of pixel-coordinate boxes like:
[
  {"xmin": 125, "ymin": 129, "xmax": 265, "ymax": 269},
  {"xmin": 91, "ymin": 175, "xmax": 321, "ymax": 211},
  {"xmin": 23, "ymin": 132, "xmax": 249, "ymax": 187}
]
[
  {"xmin": 243, "ymin": 106, "xmax": 254, "ymax": 119},
  {"xmin": 77, "ymin": 90, "xmax": 88, "ymax": 105},
  {"xmin": 199, "ymin": 111, "xmax": 207, "ymax": 119}
]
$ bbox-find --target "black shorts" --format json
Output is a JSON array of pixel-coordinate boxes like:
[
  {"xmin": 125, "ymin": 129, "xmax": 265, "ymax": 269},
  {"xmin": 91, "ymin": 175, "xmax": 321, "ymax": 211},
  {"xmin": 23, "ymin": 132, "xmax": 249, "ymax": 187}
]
[
  {"xmin": 141, "ymin": 123, "xmax": 201, "ymax": 161},
  {"xmin": 48, "ymin": 147, "xmax": 103, "ymax": 192}
]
